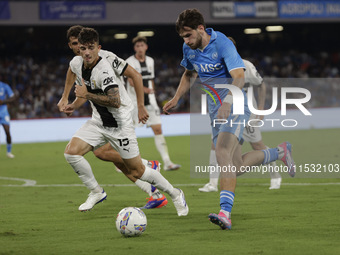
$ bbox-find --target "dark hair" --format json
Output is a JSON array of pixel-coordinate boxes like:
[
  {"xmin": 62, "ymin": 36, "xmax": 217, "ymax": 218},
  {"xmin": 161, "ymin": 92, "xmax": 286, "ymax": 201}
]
[
  {"xmin": 66, "ymin": 25, "xmax": 83, "ymax": 42},
  {"xmin": 228, "ymin": 36, "xmax": 237, "ymax": 47},
  {"xmin": 132, "ymin": 36, "xmax": 147, "ymax": 45},
  {"xmin": 175, "ymin": 8, "xmax": 206, "ymax": 34},
  {"xmin": 78, "ymin": 27, "xmax": 99, "ymax": 45}
]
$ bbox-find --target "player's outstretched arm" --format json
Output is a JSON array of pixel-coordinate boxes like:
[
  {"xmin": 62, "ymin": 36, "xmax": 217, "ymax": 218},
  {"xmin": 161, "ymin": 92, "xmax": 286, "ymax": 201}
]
[
  {"xmin": 63, "ymin": 97, "xmax": 87, "ymax": 116},
  {"xmin": 0, "ymin": 94, "xmax": 16, "ymax": 105},
  {"xmin": 163, "ymin": 69, "xmax": 196, "ymax": 114},
  {"xmin": 127, "ymin": 77, "xmax": 154, "ymax": 95},
  {"xmin": 57, "ymin": 67, "xmax": 76, "ymax": 112},
  {"xmin": 123, "ymin": 65, "xmax": 149, "ymax": 124}
]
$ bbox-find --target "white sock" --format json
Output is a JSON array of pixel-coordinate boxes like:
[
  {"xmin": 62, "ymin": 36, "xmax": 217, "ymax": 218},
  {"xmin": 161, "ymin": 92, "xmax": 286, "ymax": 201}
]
[
  {"xmin": 141, "ymin": 158, "xmax": 148, "ymax": 166},
  {"xmin": 268, "ymin": 161, "xmax": 281, "ymax": 179},
  {"xmin": 154, "ymin": 134, "xmax": 171, "ymax": 166},
  {"xmin": 135, "ymin": 179, "xmax": 152, "ymax": 196},
  {"xmin": 135, "ymin": 161, "xmax": 162, "ymax": 198},
  {"xmin": 64, "ymin": 154, "xmax": 102, "ymax": 192},
  {"xmin": 209, "ymin": 150, "xmax": 219, "ymax": 187},
  {"xmin": 151, "ymin": 190, "xmax": 162, "ymax": 199},
  {"xmin": 140, "ymin": 165, "xmax": 179, "ymax": 199}
]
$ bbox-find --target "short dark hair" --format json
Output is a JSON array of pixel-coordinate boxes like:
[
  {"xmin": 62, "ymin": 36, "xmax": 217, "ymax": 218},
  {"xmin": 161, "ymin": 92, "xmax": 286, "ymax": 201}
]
[
  {"xmin": 78, "ymin": 27, "xmax": 99, "ymax": 45},
  {"xmin": 66, "ymin": 25, "xmax": 83, "ymax": 42},
  {"xmin": 175, "ymin": 8, "xmax": 206, "ymax": 34},
  {"xmin": 132, "ymin": 36, "xmax": 147, "ymax": 45}
]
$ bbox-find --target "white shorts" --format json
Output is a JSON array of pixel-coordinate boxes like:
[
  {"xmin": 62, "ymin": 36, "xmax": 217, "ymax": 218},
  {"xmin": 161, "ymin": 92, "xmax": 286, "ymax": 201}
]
[
  {"xmin": 242, "ymin": 125, "xmax": 262, "ymax": 143},
  {"xmin": 73, "ymin": 119, "xmax": 140, "ymax": 159},
  {"xmin": 133, "ymin": 104, "xmax": 161, "ymax": 128}
]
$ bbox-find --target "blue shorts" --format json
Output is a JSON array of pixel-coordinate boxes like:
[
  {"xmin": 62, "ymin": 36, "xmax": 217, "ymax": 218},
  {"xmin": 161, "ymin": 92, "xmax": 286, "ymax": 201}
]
[
  {"xmin": 209, "ymin": 92, "xmax": 250, "ymax": 147},
  {"xmin": 0, "ymin": 112, "xmax": 10, "ymax": 125}
]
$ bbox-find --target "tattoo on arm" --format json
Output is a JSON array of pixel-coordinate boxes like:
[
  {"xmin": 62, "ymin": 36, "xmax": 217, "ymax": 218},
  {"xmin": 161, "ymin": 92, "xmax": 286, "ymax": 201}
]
[
  {"xmin": 86, "ymin": 87, "xmax": 121, "ymax": 108},
  {"xmin": 107, "ymin": 87, "xmax": 121, "ymax": 108}
]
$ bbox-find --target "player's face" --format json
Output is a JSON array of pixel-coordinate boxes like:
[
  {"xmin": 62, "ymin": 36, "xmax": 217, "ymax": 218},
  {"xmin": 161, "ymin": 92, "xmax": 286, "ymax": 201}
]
[
  {"xmin": 68, "ymin": 36, "xmax": 80, "ymax": 56},
  {"xmin": 179, "ymin": 26, "xmax": 203, "ymax": 50},
  {"xmin": 79, "ymin": 42, "xmax": 101, "ymax": 68},
  {"xmin": 134, "ymin": 42, "xmax": 148, "ymax": 57}
]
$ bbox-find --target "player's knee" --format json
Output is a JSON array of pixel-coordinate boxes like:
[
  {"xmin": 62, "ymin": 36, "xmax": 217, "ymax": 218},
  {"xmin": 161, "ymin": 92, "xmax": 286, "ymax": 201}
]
[
  {"xmin": 251, "ymin": 142, "xmax": 266, "ymax": 151},
  {"xmin": 216, "ymin": 149, "xmax": 232, "ymax": 164},
  {"xmin": 152, "ymin": 125, "xmax": 162, "ymax": 135},
  {"xmin": 93, "ymin": 149, "xmax": 102, "ymax": 159},
  {"xmin": 64, "ymin": 146, "xmax": 78, "ymax": 155},
  {"xmin": 64, "ymin": 153, "xmax": 82, "ymax": 164},
  {"xmin": 132, "ymin": 164, "xmax": 146, "ymax": 179}
]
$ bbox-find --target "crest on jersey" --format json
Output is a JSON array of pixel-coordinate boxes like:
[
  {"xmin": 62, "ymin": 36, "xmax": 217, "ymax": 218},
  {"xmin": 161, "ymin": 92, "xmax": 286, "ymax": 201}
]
[
  {"xmin": 189, "ymin": 54, "xmax": 196, "ymax": 59},
  {"xmin": 212, "ymin": 52, "xmax": 218, "ymax": 60}
]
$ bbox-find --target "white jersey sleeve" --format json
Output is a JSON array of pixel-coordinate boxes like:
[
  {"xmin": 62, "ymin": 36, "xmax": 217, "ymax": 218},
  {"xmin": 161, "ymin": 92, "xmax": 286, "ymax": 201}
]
[
  {"xmin": 243, "ymin": 59, "xmax": 263, "ymax": 88},
  {"xmin": 99, "ymin": 49, "xmax": 128, "ymax": 76},
  {"xmin": 69, "ymin": 56, "xmax": 83, "ymax": 85}
]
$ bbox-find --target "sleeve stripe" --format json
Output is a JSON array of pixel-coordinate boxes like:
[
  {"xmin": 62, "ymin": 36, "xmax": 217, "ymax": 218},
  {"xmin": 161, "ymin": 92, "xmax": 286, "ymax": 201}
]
[
  {"xmin": 120, "ymin": 63, "xmax": 128, "ymax": 76},
  {"xmin": 104, "ymin": 84, "xmax": 118, "ymax": 93},
  {"xmin": 229, "ymin": 66, "xmax": 246, "ymax": 72}
]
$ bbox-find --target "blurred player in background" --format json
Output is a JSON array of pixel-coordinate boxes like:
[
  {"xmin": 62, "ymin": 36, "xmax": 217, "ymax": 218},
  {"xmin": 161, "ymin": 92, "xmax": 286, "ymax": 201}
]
[
  {"xmin": 0, "ymin": 78, "xmax": 16, "ymax": 158},
  {"xmin": 126, "ymin": 36, "xmax": 181, "ymax": 171},
  {"xmin": 164, "ymin": 9, "xmax": 295, "ymax": 230},
  {"xmin": 199, "ymin": 37, "xmax": 282, "ymax": 192},
  {"xmin": 62, "ymin": 27, "xmax": 188, "ymax": 216},
  {"xmin": 58, "ymin": 25, "xmax": 168, "ymax": 210}
]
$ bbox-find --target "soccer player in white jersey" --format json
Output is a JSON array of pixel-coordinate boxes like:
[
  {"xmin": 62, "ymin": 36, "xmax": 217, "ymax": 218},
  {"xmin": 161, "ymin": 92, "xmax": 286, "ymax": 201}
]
[
  {"xmin": 199, "ymin": 37, "xmax": 282, "ymax": 192},
  {"xmin": 58, "ymin": 25, "xmax": 168, "ymax": 210},
  {"xmin": 125, "ymin": 36, "xmax": 181, "ymax": 171},
  {"xmin": 62, "ymin": 27, "xmax": 188, "ymax": 216},
  {"xmin": 164, "ymin": 9, "xmax": 295, "ymax": 229}
]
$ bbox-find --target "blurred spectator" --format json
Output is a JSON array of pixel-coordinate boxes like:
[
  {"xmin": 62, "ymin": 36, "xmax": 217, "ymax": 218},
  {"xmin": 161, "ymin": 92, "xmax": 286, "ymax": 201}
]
[{"xmin": 0, "ymin": 49, "xmax": 339, "ymax": 119}]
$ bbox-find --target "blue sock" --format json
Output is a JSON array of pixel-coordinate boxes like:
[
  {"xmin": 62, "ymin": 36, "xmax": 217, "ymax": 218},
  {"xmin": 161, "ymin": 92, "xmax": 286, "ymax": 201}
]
[
  {"xmin": 261, "ymin": 148, "xmax": 278, "ymax": 165},
  {"xmin": 220, "ymin": 190, "xmax": 235, "ymax": 213},
  {"xmin": 7, "ymin": 144, "xmax": 12, "ymax": 153}
]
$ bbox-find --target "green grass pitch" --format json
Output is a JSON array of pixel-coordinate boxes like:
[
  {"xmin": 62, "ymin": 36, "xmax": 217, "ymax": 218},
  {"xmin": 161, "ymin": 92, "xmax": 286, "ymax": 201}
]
[{"xmin": 1, "ymin": 129, "xmax": 340, "ymax": 255}]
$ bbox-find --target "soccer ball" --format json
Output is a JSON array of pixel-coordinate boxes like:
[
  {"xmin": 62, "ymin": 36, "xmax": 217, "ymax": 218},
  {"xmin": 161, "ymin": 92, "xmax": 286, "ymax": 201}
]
[{"xmin": 115, "ymin": 207, "xmax": 147, "ymax": 237}]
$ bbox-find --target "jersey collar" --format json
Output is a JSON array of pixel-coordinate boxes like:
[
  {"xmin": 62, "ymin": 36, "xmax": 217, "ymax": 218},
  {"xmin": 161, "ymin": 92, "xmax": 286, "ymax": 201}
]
[{"xmin": 206, "ymin": 28, "xmax": 217, "ymax": 42}]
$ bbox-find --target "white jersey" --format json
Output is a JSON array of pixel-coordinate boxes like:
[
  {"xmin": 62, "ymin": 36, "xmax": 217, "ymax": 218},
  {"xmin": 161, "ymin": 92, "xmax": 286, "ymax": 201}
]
[
  {"xmin": 98, "ymin": 49, "xmax": 128, "ymax": 85},
  {"xmin": 125, "ymin": 55, "xmax": 158, "ymax": 107},
  {"xmin": 243, "ymin": 59, "xmax": 263, "ymax": 110},
  {"xmin": 70, "ymin": 55, "xmax": 133, "ymax": 128},
  {"xmin": 242, "ymin": 59, "xmax": 264, "ymax": 143}
]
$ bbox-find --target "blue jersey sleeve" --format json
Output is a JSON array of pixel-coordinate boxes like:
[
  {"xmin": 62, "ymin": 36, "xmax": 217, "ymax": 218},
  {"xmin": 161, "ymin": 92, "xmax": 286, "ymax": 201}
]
[
  {"xmin": 5, "ymin": 84, "xmax": 14, "ymax": 98},
  {"xmin": 180, "ymin": 44, "xmax": 194, "ymax": 71},
  {"xmin": 219, "ymin": 35, "xmax": 245, "ymax": 73}
]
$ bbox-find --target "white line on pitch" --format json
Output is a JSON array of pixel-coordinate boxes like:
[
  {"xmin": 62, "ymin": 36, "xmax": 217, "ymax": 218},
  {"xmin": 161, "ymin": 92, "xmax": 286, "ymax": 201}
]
[
  {"xmin": 0, "ymin": 176, "xmax": 37, "ymax": 186},
  {"xmin": 1, "ymin": 182, "xmax": 340, "ymax": 187}
]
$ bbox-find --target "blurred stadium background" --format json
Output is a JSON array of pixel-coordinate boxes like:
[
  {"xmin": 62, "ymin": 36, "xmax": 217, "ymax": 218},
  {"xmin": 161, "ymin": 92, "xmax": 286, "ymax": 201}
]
[
  {"xmin": 0, "ymin": 0, "xmax": 339, "ymax": 124},
  {"xmin": 1, "ymin": 1, "xmax": 340, "ymax": 254}
]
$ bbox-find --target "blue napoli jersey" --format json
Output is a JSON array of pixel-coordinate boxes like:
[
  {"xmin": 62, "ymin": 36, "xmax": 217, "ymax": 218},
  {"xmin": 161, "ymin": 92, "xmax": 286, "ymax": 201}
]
[
  {"xmin": 180, "ymin": 28, "xmax": 246, "ymax": 113},
  {"xmin": 0, "ymin": 81, "xmax": 14, "ymax": 115}
]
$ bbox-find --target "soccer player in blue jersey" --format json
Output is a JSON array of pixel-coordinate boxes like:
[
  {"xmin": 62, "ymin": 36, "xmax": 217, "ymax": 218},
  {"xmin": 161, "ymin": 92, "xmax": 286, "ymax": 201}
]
[
  {"xmin": 0, "ymin": 79, "xmax": 16, "ymax": 158},
  {"xmin": 164, "ymin": 9, "xmax": 295, "ymax": 230}
]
